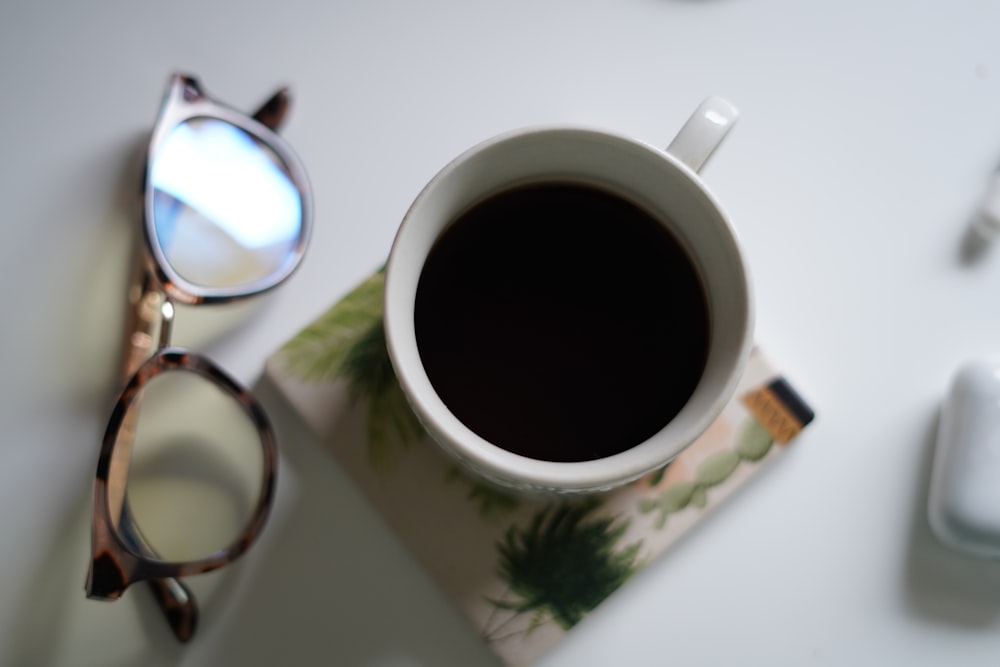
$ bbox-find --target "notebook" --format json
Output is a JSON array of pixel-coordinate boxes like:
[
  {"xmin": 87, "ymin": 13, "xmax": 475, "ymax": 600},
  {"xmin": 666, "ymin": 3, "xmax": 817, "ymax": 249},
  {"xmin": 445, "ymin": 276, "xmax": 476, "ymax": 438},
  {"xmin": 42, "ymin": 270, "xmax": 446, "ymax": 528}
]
[{"xmin": 264, "ymin": 268, "xmax": 816, "ymax": 666}]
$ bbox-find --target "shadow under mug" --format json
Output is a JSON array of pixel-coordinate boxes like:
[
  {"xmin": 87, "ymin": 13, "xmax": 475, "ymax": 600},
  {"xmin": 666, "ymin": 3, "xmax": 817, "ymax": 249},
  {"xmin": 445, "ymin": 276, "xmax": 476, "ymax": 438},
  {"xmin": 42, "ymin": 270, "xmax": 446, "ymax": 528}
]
[{"xmin": 384, "ymin": 97, "xmax": 754, "ymax": 494}]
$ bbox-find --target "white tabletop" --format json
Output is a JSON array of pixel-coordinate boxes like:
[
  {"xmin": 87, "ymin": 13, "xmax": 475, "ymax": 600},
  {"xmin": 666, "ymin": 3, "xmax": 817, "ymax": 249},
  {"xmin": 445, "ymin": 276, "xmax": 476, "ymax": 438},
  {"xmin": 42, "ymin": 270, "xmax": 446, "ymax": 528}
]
[{"xmin": 4, "ymin": 1, "xmax": 1000, "ymax": 665}]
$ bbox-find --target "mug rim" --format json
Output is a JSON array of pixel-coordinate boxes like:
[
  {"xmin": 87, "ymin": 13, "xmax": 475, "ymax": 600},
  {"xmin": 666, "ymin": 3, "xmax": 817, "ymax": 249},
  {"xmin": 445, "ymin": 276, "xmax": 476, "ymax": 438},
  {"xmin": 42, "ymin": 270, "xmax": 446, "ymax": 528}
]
[{"xmin": 384, "ymin": 124, "xmax": 754, "ymax": 493}]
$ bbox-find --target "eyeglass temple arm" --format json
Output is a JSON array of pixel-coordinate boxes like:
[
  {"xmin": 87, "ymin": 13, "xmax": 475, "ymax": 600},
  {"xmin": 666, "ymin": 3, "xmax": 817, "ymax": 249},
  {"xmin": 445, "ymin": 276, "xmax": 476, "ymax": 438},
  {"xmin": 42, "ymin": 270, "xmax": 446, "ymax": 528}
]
[
  {"xmin": 252, "ymin": 88, "xmax": 291, "ymax": 133},
  {"xmin": 113, "ymin": 256, "xmax": 199, "ymax": 641},
  {"xmin": 117, "ymin": 503, "xmax": 200, "ymax": 641}
]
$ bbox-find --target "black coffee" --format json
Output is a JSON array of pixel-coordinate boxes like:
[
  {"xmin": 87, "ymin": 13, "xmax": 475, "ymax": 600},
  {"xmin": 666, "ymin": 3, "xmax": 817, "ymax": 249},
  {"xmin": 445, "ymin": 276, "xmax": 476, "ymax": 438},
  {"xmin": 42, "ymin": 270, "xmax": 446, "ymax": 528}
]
[{"xmin": 414, "ymin": 182, "xmax": 709, "ymax": 462}]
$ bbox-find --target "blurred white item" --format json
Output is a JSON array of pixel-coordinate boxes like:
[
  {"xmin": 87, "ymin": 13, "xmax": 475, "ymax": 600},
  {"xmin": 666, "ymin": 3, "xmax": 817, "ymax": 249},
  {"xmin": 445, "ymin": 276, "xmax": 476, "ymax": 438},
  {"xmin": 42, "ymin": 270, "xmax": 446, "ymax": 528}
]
[{"xmin": 930, "ymin": 359, "xmax": 1000, "ymax": 558}]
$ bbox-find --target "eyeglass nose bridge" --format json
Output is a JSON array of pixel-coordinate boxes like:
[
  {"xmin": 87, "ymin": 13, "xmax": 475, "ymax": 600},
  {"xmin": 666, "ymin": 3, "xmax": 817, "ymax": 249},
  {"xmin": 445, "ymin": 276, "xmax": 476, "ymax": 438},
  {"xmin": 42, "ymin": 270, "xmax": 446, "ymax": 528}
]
[{"xmin": 120, "ymin": 259, "xmax": 175, "ymax": 382}]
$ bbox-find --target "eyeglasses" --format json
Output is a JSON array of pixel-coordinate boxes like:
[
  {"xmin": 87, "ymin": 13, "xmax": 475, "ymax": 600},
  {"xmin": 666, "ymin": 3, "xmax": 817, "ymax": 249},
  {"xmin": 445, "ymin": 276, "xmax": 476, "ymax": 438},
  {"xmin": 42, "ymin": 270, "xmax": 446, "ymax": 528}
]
[{"xmin": 86, "ymin": 73, "xmax": 312, "ymax": 642}]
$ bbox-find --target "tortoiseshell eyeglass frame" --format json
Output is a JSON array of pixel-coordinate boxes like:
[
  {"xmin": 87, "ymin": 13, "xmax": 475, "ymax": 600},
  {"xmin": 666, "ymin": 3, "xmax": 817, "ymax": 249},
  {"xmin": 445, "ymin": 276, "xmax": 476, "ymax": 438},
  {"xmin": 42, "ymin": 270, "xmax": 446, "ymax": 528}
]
[{"xmin": 86, "ymin": 73, "xmax": 312, "ymax": 642}]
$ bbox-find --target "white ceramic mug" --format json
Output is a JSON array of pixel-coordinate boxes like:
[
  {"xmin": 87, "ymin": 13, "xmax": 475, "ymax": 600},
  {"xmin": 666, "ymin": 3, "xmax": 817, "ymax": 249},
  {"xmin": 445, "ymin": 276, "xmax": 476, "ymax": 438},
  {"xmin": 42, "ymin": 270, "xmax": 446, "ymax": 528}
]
[{"xmin": 384, "ymin": 97, "xmax": 754, "ymax": 493}]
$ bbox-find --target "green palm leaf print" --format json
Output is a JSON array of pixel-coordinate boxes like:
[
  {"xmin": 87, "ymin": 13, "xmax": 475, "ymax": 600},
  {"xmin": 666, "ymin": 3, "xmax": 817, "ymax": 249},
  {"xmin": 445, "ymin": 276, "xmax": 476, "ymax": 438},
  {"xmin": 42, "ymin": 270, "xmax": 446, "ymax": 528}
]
[
  {"xmin": 277, "ymin": 268, "xmax": 424, "ymax": 467},
  {"xmin": 485, "ymin": 498, "xmax": 642, "ymax": 638}
]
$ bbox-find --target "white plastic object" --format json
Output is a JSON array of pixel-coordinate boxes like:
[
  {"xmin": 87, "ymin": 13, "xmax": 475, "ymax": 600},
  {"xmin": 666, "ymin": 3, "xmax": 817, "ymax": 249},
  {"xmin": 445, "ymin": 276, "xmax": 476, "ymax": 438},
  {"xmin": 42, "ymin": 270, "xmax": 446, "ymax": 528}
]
[
  {"xmin": 971, "ymin": 174, "xmax": 1000, "ymax": 239},
  {"xmin": 929, "ymin": 359, "xmax": 1000, "ymax": 558},
  {"xmin": 666, "ymin": 96, "xmax": 739, "ymax": 174}
]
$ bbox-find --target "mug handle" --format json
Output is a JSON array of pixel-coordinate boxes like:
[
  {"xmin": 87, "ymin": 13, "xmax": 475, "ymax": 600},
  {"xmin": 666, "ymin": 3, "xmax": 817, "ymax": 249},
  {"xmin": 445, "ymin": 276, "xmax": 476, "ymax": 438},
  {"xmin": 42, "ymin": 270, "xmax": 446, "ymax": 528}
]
[{"xmin": 666, "ymin": 96, "xmax": 739, "ymax": 174}]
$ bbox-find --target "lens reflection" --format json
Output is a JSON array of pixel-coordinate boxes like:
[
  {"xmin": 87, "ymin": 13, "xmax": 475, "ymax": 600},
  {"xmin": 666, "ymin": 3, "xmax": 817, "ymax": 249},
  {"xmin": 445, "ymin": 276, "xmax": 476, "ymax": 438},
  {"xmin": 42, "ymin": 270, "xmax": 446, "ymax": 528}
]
[
  {"xmin": 150, "ymin": 118, "xmax": 302, "ymax": 289},
  {"xmin": 124, "ymin": 369, "xmax": 264, "ymax": 562}
]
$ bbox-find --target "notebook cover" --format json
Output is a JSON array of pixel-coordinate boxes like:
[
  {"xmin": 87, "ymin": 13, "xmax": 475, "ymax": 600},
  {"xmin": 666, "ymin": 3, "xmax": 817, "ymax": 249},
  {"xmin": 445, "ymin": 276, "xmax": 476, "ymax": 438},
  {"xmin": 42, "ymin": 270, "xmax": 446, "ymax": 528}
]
[{"xmin": 264, "ymin": 268, "xmax": 816, "ymax": 666}]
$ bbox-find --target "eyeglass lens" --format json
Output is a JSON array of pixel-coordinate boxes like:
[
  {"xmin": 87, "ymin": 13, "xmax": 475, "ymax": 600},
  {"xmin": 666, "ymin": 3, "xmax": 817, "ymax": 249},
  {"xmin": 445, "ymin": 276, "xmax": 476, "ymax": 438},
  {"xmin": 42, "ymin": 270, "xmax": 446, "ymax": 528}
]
[
  {"xmin": 121, "ymin": 368, "xmax": 265, "ymax": 563},
  {"xmin": 150, "ymin": 117, "xmax": 304, "ymax": 289}
]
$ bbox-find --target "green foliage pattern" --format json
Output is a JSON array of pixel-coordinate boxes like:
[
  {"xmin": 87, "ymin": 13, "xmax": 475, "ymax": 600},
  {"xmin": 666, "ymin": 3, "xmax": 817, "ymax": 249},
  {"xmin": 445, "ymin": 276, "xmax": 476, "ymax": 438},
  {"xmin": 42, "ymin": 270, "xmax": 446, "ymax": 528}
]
[
  {"xmin": 277, "ymin": 269, "xmax": 423, "ymax": 467},
  {"xmin": 639, "ymin": 418, "xmax": 774, "ymax": 528},
  {"xmin": 446, "ymin": 466, "xmax": 522, "ymax": 519},
  {"xmin": 486, "ymin": 498, "xmax": 642, "ymax": 639},
  {"xmin": 277, "ymin": 268, "xmax": 522, "ymax": 514},
  {"xmin": 279, "ymin": 270, "xmax": 386, "ymax": 383}
]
